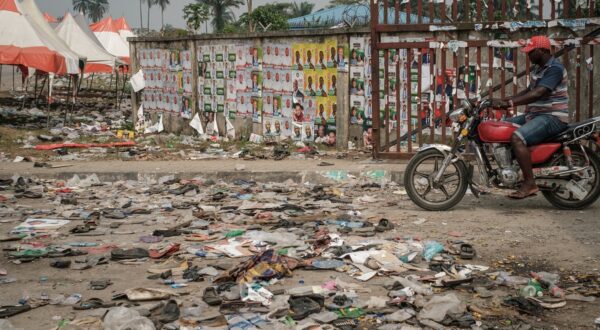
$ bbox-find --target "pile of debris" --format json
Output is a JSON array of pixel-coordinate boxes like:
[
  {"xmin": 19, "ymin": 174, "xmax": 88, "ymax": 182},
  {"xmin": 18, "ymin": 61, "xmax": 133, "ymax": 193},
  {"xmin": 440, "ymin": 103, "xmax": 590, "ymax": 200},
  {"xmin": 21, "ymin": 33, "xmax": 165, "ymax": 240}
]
[{"xmin": 0, "ymin": 175, "xmax": 597, "ymax": 329}]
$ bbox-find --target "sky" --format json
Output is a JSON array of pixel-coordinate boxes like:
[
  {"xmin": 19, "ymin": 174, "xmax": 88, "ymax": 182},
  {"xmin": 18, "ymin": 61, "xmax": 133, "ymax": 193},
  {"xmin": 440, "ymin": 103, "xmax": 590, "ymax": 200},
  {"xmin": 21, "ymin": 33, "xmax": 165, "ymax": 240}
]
[{"xmin": 37, "ymin": 0, "xmax": 327, "ymax": 32}]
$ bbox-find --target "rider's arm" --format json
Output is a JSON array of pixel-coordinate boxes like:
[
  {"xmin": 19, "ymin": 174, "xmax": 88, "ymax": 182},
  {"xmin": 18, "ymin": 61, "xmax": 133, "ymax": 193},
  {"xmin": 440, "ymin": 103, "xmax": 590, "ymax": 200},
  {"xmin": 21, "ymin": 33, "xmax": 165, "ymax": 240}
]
[{"xmin": 508, "ymin": 86, "xmax": 551, "ymax": 107}]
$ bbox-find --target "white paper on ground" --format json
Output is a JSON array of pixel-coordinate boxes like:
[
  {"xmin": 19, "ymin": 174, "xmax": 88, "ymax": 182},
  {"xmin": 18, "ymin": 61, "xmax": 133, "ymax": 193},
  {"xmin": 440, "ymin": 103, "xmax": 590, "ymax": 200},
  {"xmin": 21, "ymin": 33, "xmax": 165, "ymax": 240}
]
[
  {"xmin": 130, "ymin": 69, "xmax": 145, "ymax": 92},
  {"xmin": 11, "ymin": 218, "xmax": 71, "ymax": 234}
]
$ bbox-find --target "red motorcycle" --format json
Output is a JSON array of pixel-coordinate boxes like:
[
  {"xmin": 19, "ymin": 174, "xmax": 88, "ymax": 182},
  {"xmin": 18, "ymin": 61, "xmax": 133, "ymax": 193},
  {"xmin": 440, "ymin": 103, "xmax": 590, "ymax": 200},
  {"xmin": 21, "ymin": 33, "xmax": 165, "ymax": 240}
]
[{"xmin": 404, "ymin": 99, "xmax": 600, "ymax": 210}]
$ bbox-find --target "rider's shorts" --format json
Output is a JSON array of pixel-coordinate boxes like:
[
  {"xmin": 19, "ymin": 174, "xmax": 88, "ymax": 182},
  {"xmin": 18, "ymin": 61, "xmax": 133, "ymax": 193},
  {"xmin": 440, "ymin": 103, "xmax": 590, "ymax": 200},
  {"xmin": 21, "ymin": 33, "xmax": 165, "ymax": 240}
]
[{"xmin": 506, "ymin": 114, "xmax": 568, "ymax": 146}]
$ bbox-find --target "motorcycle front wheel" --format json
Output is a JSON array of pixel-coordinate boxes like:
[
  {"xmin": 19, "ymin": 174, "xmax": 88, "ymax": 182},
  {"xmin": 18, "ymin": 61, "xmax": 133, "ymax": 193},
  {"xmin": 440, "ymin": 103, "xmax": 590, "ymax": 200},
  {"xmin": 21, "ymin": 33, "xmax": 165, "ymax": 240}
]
[
  {"xmin": 404, "ymin": 149, "xmax": 469, "ymax": 211},
  {"xmin": 542, "ymin": 146, "xmax": 600, "ymax": 210}
]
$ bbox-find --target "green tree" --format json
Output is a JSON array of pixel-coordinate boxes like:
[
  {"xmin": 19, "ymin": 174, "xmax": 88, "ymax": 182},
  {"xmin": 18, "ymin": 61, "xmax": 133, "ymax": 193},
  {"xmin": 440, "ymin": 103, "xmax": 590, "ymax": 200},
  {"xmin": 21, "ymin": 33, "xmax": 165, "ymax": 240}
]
[
  {"xmin": 237, "ymin": 4, "xmax": 289, "ymax": 32},
  {"xmin": 183, "ymin": 3, "xmax": 210, "ymax": 33},
  {"xmin": 72, "ymin": 0, "xmax": 93, "ymax": 15},
  {"xmin": 198, "ymin": 0, "xmax": 245, "ymax": 33},
  {"xmin": 157, "ymin": 0, "xmax": 170, "ymax": 30},
  {"xmin": 88, "ymin": 0, "xmax": 109, "ymax": 22},
  {"xmin": 289, "ymin": 1, "xmax": 314, "ymax": 18}
]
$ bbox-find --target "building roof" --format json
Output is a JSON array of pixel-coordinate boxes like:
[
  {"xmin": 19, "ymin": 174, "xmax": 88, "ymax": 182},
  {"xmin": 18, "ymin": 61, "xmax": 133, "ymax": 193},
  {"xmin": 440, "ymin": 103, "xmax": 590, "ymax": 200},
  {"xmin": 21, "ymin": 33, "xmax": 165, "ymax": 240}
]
[{"xmin": 287, "ymin": 4, "xmax": 432, "ymax": 30}]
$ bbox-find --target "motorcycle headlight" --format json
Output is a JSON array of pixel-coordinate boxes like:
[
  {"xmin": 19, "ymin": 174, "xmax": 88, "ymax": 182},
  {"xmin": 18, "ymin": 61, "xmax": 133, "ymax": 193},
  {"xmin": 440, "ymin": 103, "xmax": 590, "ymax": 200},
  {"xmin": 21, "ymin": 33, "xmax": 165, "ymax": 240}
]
[{"xmin": 449, "ymin": 108, "xmax": 468, "ymax": 123}]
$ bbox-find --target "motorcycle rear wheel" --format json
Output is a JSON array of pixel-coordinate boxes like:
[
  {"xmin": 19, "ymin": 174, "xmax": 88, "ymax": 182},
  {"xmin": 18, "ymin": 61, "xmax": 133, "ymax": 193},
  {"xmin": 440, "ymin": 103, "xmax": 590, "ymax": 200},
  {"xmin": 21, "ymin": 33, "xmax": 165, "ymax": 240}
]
[
  {"xmin": 542, "ymin": 146, "xmax": 600, "ymax": 210},
  {"xmin": 404, "ymin": 149, "xmax": 469, "ymax": 211}
]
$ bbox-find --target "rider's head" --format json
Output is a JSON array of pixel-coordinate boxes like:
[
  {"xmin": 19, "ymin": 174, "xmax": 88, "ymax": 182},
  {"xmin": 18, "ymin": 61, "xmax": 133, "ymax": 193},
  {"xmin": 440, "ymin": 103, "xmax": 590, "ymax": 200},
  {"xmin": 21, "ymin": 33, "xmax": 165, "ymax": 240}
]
[{"xmin": 521, "ymin": 35, "xmax": 552, "ymax": 66}]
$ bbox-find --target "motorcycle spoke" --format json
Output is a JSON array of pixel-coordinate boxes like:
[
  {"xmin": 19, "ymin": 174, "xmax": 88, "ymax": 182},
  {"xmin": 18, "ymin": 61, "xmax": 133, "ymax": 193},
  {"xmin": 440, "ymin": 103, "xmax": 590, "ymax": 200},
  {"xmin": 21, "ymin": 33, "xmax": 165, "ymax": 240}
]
[
  {"xmin": 443, "ymin": 172, "xmax": 459, "ymax": 182},
  {"xmin": 438, "ymin": 185, "xmax": 451, "ymax": 199},
  {"xmin": 415, "ymin": 171, "xmax": 430, "ymax": 178},
  {"xmin": 433, "ymin": 158, "xmax": 440, "ymax": 172}
]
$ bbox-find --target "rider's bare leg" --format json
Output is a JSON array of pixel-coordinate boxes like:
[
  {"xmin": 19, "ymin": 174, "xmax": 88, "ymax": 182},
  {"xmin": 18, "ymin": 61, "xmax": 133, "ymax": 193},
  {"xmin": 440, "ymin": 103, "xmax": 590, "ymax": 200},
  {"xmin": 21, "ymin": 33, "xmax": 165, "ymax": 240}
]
[{"xmin": 511, "ymin": 133, "xmax": 539, "ymax": 196}]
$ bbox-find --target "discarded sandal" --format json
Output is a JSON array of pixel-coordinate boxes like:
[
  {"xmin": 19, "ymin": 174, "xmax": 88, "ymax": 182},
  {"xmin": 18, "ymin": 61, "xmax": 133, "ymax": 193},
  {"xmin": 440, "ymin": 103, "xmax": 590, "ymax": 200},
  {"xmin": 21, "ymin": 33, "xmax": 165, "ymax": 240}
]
[{"xmin": 459, "ymin": 243, "xmax": 476, "ymax": 260}]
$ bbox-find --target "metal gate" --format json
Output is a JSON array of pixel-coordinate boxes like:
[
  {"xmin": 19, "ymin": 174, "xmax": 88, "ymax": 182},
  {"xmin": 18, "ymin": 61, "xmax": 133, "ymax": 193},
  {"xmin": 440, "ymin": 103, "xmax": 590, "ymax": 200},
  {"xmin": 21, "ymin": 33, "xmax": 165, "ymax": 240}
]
[{"xmin": 369, "ymin": 0, "xmax": 600, "ymax": 159}]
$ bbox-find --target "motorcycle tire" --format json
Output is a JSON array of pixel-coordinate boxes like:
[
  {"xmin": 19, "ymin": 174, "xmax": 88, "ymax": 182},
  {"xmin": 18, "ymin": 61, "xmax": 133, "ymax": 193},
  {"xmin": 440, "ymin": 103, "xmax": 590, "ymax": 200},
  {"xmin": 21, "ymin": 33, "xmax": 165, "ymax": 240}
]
[
  {"xmin": 404, "ymin": 149, "xmax": 469, "ymax": 211},
  {"xmin": 542, "ymin": 146, "xmax": 600, "ymax": 210}
]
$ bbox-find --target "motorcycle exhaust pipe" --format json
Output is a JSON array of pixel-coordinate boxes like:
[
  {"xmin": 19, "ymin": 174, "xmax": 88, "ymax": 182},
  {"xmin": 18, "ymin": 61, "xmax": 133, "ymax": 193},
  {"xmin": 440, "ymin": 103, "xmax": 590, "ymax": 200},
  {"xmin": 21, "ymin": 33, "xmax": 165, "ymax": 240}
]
[{"xmin": 533, "ymin": 165, "xmax": 588, "ymax": 177}]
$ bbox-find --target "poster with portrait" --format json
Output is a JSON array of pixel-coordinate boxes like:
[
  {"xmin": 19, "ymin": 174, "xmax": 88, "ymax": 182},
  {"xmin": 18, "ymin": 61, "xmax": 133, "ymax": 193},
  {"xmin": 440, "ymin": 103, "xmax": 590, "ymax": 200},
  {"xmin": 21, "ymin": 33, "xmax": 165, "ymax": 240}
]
[
  {"xmin": 327, "ymin": 100, "xmax": 337, "ymax": 127},
  {"xmin": 181, "ymin": 96, "xmax": 192, "ymax": 119},
  {"xmin": 272, "ymin": 95, "xmax": 282, "ymax": 117},
  {"xmin": 336, "ymin": 44, "xmax": 348, "ymax": 72},
  {"xmin": 281, "ymin": 95, "xmax": 294, "ymax": 118},
  {"xmin": 183, "ymin": 72, "xmax": 193, "ymax": 94},
  {"xmin": 350, "ymin": 37, "xmax": 365, "ymax": 66},
  {"xmin": 203, "ymin": 95, "xmax": 214, "ymax": 113},
  {"xmin": 262, "ymin": 92, "xmax": 274, "ymax": 117},
  {"xmin": 250, "ymin": 71, "xmax": 262, "ymax": 96},
  {"xmin": 350, "ymin": 67, "xmax": 365, "ymax": 96},
  {"xmin": 325, "ymin": 40, "xmax": 337, "ymax": 69},
  {"xmin": 292, "ymin": 43, "xmax": 304, "ymax": 70},
  {"xmin": 236, "ymin": 69, "xmax": 250, "ymax": 92},
  {"xmin": 315, "ymin": 71, "xmax": 328, "ymax": 97},
  {"xmin": 328, "ymin": 69, "xmax": 337, "ymax": 96},
  {"xmin": 250, "ymin": 46, "xmax": 262, "ymax": 69},
  {"xmin": 316, "ymin": 44, "xmax": 328, "ymax": 70},
  {"xmin": 350, "ymin": 95, "xmax": 366, "ymax": 125},
  {"xmin": 304, "ymin": 71, "xmax": 316, "ymax": 97},
  {"xmin": 226, "ymin": 80, "xmax": 237, "ymax": 102},
  {"xmin": 237, "ymin": 92, "xmax": 250, "ymax": 117},
  {"xmin": 177, "ymin": 71, "xmax": 184, "ymax": 94},
  {"xmin": 251, "ymin": 96, "xmax": 262, "ymax": 123},
  {"xmin": 235, "ymin": 44, "xmax": 247, "ymax": 68},
  {"xmin": 281, "ymin": 117, "xmax": 292, "ymax": 137},
  {"xmin": 292, "ymin": 121, "xmax": 303, "ymax": 141},
  {"xmin": 264, "ymin": 44, "xmax": 274, "ymax": 66},
  {"xmin": 302, "ymin": 122, "xmax": 315, "ymax": 142},
  {"xmin": 282, "ymin": 69, "xmax": 292, "ymax": 92},
  {"xmin": 304, "ymin": 97, "xmax": 316, "ymax": 122},
  {"xmin": 263, "ymin": 68, "xmax": 273, "ymax": 92},
  {"xmin": 182, "ymin": 50, "xmax": 192, "ymax": 70},
  {"xmin": 169, "ymin": 50, "xmax": 181, "ymax": 71},
  {"xmin": 304, "ymin": 44, "xmax": 316, "ymax": 70},
  {"xmin": 292, "ymin": 70, "xmax": 305, "ymax": 104},
  {"xmin": 279, "ymin": 44, "xmax": 288, "ymax": 67},
  {"xmin": 271, "ymin": 116, "xmax": 284, "ymax": 137},
  {"xmin": 315, "ymin": 96, "xmax": 329, "ymax": 125}
]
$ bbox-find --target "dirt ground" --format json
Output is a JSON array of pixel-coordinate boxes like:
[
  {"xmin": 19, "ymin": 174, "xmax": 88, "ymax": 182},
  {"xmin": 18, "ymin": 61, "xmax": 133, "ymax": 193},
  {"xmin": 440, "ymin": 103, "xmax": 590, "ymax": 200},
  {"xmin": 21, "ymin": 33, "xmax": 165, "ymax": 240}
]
[{"xmin": 0, "ymin": 172, "xmax": 599, "ymax": 329}]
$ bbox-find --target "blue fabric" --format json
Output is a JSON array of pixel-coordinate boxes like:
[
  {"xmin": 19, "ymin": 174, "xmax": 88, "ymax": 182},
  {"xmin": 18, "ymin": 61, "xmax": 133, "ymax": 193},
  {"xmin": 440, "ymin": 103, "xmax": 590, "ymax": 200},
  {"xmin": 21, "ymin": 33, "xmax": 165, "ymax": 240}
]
[{"xmin": 506, "ymin": 114, "xmax": 567, "ymax": 146}]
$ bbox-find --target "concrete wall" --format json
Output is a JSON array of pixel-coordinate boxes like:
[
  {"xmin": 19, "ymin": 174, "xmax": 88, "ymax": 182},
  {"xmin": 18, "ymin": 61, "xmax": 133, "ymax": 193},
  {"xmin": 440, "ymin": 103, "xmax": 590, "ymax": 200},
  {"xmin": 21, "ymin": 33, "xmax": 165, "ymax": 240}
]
[{"xmin": 130, "ymin": 26, "xmax": 600, "ymax": 151}]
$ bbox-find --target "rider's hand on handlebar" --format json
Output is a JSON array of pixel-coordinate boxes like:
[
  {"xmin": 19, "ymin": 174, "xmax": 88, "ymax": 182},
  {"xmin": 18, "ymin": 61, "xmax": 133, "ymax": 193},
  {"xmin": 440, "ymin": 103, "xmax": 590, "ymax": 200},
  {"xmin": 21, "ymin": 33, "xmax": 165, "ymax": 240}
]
[{"xmin": 490, "ymin": 98, "xmax": 509, "ymax": 109}]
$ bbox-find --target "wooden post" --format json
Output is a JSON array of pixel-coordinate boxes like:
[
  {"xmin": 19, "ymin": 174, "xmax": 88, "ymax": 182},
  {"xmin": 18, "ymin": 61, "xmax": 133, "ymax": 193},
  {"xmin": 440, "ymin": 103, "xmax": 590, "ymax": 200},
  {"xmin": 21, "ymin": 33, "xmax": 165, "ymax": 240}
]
[
  {"xmin": 12, "ymin": 66, "xmax": 15, "ymax": 91},
  {"xmin": 115, "ymin": 70, "xmax": 120, "ymax": 109},
  {"xmin": 0, "ymin": 65, "xmax": 3, "ymax": 91},
  {"xmin": 129, "ymin": 41, "xmax": 140, "ymax": 128},
  {"xmin": 190, "ymin": 39, "xmax": 199, "ymax": 135},
  {"xmin": 34, "ymin": 74, "xmax": 38, "ymax": 104}
]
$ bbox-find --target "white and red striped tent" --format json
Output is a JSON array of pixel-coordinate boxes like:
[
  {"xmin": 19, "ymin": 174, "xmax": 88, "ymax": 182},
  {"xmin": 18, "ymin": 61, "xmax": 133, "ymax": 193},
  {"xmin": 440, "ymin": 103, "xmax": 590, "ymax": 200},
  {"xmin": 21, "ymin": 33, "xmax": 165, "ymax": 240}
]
[
  {"xmin": 114, "ymin": 16, "xmax": 135, "ymax": 43},
  {"xmin": 56, "ymin": 12, "xmax": 120, "ymax": 73},
  {"xmin": 0, "ymin": 0, "xmax": 82, "ymax": 74},
  {"xmin": 90, "ymin": 16, "xmax": 130, "ymax": 64}
]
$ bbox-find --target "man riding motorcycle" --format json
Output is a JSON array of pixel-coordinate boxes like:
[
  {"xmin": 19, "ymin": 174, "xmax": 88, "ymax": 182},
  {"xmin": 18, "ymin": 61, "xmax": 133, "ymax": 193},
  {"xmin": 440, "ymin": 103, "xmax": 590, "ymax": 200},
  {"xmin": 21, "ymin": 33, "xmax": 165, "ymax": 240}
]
[{"xmin": 491, "ymin": 35, "xmax": 569, "ymax": 199}]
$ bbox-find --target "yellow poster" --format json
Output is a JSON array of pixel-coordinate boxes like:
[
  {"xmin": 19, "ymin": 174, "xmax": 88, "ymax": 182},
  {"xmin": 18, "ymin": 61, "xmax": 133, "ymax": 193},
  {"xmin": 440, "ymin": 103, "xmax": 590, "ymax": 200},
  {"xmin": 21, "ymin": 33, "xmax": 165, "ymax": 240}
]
[{"xmin": 292, "ymin": 43, "xmax": 304, "ymax": 70}]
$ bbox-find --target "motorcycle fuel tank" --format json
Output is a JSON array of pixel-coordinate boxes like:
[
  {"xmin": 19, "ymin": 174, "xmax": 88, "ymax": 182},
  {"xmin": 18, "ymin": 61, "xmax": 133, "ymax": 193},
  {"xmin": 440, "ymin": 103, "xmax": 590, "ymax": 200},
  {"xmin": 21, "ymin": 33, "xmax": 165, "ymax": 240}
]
[
  {"xmin": 478, "ymin": 121, "xmax": 518, "ymax": 143},
  {"xmin": 478, "ymin": 121, "xmax": 561, "ymax": 164}
]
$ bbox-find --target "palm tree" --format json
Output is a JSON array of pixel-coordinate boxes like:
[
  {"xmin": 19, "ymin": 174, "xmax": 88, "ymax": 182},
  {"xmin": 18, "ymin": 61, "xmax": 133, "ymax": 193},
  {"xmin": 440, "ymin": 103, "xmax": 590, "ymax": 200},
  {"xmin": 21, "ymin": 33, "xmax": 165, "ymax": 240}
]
[
  {"xmin": 147, "ymin": 0, "xmax": 156, "ymax": 31},
  {"xmin": 139, "ymin": 0, "xmax": 144, "ymax": 30},
  {"xmin": 89, "ymin": 0, "xmax": 109, "ymax": 22},
  {"xmin": 157, "ymin": 0, "xmax": 170, "ymax": 30},
  {"xmin": 73, "ymin": 0, "xmax": 93, "ymax": 15},
  {"xmin": 290, "ymin": 1, "xmax": 314, "ymax": 18},
  {"xmin": 198, "ymin": 0, "xmax": 244, "ymax": 33}
]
